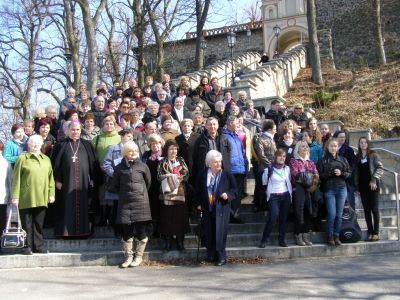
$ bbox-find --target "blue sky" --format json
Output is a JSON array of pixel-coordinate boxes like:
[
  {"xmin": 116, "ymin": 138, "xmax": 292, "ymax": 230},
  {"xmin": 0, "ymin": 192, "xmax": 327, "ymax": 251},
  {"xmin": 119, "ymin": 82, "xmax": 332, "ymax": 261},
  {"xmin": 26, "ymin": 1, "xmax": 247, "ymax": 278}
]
[{"xmin": 172, "ymin": 0, "xmax": 260, "ymax": 39}]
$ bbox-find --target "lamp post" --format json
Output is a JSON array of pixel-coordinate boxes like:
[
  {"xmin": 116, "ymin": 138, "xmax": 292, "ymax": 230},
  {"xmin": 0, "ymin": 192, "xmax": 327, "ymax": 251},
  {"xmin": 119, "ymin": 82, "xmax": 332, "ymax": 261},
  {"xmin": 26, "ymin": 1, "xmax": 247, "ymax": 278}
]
[
  {"xmin": 200, "ymin": 36, "xmax": 207, "ymax": 69},
  {"xmin": 97, "ymin": 53, "xmax": 105, "ymax": 82},
  {"xmin": 273, "ymin": 24, "xmax": 281, "ymax": 56},
  {"xmin": 227, "ymin": 30, "xmax": 236, "ymax": 87},
  {"xmin": 246, "ymin": 28, "xmax": 251, "ymax": 49}
]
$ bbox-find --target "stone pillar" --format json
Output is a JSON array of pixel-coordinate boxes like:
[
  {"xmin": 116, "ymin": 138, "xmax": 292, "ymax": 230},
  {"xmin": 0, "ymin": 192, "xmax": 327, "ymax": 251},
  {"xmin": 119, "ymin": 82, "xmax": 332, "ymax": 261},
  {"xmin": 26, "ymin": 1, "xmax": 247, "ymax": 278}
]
[{"xmin": 317, "ymin": 29, "xmax": 336, "ymax": 70}]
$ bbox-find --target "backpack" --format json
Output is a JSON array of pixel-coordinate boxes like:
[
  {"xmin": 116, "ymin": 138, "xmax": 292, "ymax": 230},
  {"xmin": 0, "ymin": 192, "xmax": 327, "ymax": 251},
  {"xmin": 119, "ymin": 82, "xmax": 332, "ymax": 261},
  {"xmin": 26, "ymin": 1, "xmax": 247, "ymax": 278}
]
[{"xmin": 339, "ymin": 201, "xmax": 362, "ymax": 243}]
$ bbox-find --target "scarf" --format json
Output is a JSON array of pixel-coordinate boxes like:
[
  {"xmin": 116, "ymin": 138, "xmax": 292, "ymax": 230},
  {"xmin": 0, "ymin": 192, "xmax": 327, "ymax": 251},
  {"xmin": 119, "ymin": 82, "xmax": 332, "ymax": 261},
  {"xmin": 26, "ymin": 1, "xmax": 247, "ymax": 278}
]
[
  {"xmin": 283, "ymin": 139, "xmax": 293, "ymax": 147},
  {"xmin": 149, "ymin": 151, "xmax": 161, "ymax": 161},
  {"xmin": 207, "ymin": 170, "xmax": 221, "ymax": 212}
]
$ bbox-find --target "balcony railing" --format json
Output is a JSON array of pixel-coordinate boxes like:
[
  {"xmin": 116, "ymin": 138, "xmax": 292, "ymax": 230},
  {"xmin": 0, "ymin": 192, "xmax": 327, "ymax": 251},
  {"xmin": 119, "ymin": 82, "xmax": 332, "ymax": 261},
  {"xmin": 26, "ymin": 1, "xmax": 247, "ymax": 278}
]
[{"xmin": 185, "ymin": 21, "xmax": 263, "ymax": 40}]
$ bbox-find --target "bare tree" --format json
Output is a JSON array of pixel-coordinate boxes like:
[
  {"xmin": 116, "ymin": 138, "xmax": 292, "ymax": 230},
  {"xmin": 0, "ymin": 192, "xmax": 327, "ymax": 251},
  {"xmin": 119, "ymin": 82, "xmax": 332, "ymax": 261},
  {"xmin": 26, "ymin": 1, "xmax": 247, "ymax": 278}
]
[
  {"xmin": 306, "ymin": 0, "xmax": 323, "ymax": 85},
  {"xmin": 75, "ymin": 0, "xmax": 107, "ymax": 96},
  {"xmin": 144, "ymin": 0, "xmax": 195, "ymax": 81},
  {"xmin": 0, "ymin": 0, "xmax": 50, "ymax": 120},
  {"xmin": 372, "ymin": 0, "xmax": 386, "ymax": 65},
  {"xmin": 194, "ymin": 0, "xmax": 211, "ymax": 70},
  {"xmin": 242, "ymin": 0, "xmax": 262, "ymax": 23}
]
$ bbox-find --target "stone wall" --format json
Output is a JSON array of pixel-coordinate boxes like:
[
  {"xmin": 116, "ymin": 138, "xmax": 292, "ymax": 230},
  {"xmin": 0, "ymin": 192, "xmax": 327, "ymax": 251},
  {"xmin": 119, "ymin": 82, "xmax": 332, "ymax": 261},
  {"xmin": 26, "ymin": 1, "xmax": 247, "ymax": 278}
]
[
  {"xmin": 316, "ymin": 0, "xmax": 400, "ymax": 68},
  {"xmin": 143, "ymin": 28, "xmax": 264, "ymax": 78}
]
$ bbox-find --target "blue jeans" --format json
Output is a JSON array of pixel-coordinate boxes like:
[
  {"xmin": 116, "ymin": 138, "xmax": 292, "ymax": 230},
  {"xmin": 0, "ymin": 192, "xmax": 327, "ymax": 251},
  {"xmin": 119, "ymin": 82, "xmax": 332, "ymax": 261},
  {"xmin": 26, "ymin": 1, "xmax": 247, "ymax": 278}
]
[
  {"xmin": 261, "ymin": 192, "xmax": 291, "ymax": 243},
  {"xmin": 324, "ymin": 186, "xmax": 347, "ymax": 236}
]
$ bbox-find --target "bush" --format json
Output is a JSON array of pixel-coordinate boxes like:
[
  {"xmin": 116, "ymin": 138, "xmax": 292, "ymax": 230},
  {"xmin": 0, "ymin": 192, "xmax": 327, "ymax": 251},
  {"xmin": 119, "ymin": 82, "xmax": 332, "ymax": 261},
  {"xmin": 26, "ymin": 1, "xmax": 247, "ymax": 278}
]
[{"xmin": 312, "ymin": 90, "xmax": 339, "ymax": 108}]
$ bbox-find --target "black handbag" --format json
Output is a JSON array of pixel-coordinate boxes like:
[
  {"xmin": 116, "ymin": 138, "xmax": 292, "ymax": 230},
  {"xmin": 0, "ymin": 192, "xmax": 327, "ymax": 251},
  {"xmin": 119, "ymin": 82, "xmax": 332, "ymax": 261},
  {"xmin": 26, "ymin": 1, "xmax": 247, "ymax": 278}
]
[
  {"xmin": 297, "ymin": 171, "xmax": 315, "ymax": 188},
  {"xmin": 1, "ymin": 205, "xmax": 27, "ymax": 249},
  {"xmin": 339, "ymin": 201, "xmax": 362, "ymax": 243}
]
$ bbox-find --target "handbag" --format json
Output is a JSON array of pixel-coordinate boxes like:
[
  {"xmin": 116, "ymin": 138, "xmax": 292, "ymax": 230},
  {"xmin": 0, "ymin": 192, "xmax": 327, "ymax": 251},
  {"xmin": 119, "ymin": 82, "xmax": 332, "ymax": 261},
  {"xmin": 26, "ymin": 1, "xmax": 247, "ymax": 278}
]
[
  {"xmin": 1, "ymin": 205, "xmax": 27, "ymax": 249},
  {"xmin": 297, "ymin": 171, "xmax": 315, "ymax": 188},
  {"xmin": 161, "ymin": 174, "xmax": 179, "ymax": 196}
]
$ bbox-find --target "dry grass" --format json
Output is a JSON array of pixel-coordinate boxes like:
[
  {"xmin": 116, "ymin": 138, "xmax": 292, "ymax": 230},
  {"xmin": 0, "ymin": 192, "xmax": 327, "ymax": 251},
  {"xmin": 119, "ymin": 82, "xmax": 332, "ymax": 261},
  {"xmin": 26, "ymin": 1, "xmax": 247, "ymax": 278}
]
[{"xmin": 284, "ymin": 61, "xmax": 400, "ymax": 138}]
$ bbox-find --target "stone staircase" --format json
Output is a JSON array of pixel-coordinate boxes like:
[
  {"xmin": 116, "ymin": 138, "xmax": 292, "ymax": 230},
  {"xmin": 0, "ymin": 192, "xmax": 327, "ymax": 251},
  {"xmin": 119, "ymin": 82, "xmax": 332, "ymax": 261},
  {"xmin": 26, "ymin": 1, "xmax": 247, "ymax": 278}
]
[
  {"xmin": 1, "ymin": 49, "xmax": 399, "ymax": 269},
  {"xmin": 0, "ymin": 179, "xmax": 398, "ymax": 269}
]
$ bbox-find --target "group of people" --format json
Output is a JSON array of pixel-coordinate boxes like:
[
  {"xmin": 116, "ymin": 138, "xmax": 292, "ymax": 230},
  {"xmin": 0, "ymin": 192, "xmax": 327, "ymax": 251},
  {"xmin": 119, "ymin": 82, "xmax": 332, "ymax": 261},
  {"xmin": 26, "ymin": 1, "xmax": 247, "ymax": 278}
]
[{"xmin": 0, "ymin": 73, "xmax": 384, "ymax": 267}]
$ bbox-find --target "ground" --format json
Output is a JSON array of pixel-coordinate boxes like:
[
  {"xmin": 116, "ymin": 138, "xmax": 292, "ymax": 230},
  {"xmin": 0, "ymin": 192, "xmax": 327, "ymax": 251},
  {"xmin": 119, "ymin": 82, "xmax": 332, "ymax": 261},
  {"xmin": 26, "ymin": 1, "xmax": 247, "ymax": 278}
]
[
  {"xmin": 284, "ymin": 61, "xmax": 400, "ymax": 138},
  {"xmin": 1, "ymin": 253, "xmax": 399, "ymax": 299}
]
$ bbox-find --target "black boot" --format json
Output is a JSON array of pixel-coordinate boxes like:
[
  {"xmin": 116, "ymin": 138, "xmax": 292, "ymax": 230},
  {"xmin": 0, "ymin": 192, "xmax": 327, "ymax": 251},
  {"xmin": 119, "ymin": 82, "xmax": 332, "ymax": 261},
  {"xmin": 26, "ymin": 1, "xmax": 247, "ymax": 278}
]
[{"xmin": 164, "ymin": 237, "xmax": 172, "ymax": 252}]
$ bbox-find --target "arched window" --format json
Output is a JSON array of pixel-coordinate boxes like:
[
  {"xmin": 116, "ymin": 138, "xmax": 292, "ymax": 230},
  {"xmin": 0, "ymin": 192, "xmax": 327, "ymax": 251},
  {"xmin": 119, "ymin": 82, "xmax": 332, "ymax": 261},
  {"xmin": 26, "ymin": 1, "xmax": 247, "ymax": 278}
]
[{"xmin": 269, "ymin": 8, "xmax": 274, "ymax": 19}]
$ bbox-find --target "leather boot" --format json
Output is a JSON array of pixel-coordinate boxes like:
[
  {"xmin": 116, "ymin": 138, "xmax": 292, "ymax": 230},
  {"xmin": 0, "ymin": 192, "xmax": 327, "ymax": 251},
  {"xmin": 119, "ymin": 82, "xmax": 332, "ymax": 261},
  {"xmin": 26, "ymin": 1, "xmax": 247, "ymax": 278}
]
[
  {"xmin": 130, "ymin": 237, "xmax": 148, "ymax": 267},
  {"xmin": 119, "ymin": 239, "xmax": 133, "ymax": 268},
  {"xmin": 295, "ymin": 234, "xmax": 306, "ymax": 246},
  {"xmin": 164, "ymin": 237, "xmax": 172, "ymax": 252},
  {"xmin": 327, "ymin": 235, "xmax": 335, "ymax": 246},
  {"xmin": 334, "ymin": 236, "xmax": 342, "ymax": 246},
  {"xmin": 302, "ymin": 232, "xmax": 313, "ymax": 246}
]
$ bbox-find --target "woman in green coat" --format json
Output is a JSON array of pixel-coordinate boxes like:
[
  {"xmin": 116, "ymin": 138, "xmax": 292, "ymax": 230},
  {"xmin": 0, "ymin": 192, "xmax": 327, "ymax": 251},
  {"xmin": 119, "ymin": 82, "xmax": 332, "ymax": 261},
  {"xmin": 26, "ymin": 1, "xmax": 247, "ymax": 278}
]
[{"xmin": 12, "ymin": 135, "xmax": 55, "ymax": 255}]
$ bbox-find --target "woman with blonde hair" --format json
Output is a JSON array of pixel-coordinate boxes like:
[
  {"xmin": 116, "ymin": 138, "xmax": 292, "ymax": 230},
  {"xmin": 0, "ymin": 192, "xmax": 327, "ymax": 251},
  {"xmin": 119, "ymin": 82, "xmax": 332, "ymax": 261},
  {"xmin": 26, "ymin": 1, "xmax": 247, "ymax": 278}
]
[
  {"xmin": 109, "ymin": 141, "xmax": 152, "ymax": 267},
  {"xmin": 289, "ymin": 141, "xmax": 319, "ymax": 246}
]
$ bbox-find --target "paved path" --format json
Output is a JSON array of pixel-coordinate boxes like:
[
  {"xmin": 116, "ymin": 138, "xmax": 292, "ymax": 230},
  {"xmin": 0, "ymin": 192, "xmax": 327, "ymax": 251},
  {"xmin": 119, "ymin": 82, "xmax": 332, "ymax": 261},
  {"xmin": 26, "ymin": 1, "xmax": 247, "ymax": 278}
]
[{"xmin": 1, "ymin": 253, "xmax": 399, "ymax": 299}]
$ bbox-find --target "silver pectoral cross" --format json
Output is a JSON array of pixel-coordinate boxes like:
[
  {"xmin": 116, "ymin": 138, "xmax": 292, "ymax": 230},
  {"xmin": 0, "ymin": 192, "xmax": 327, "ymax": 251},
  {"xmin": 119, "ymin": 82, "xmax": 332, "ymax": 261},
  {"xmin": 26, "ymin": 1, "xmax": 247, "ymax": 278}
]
[{"xmin": 72, "ymin": 155, "xmax": 78, "ymax": 163}]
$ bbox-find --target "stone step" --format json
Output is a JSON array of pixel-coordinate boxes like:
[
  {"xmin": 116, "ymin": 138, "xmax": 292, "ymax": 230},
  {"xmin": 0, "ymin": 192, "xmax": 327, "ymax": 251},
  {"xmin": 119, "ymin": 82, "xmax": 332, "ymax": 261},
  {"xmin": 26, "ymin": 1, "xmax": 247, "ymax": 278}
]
[
  {"xmin": 35, "ymin": 227, "xmax": 398, "ymax": 253},
  {"xmin": 356, "ymin": 207, "xmax": 399, "ymax": 218},
  {"xmin": 1, "ymin": 240, "xmax": 399, "ymax": 269}
]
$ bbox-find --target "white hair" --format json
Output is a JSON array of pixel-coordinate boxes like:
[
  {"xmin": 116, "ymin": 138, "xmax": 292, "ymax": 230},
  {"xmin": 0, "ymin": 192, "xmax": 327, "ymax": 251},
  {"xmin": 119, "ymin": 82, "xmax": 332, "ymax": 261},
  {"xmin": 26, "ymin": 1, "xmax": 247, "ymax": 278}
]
[
  {"xmin": 122, "ymin": 141, "xmax": 139, "ymax": 157},
  {"xmin": 28, "ymin": 134, "xmax": 44, "ymax": 149},
  {"xmin": 205, "ymin": 150, "xmax": 223, "ymax": 167},
  {"xmin": 238, "ymin": 90, "xmax": 247, "ymax": 98},
  {"xmin": 293, "ymin": 140, "xmax": 310, "ymax": 160}
]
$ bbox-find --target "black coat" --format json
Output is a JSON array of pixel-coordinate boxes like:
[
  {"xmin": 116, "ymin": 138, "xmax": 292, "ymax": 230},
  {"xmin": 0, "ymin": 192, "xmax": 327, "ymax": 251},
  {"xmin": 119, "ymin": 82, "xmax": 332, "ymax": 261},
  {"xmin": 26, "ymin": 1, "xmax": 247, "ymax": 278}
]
[
  {"xmin": 194, "ymin": 170, "xmax": 237, "ymax": 251},
  {"xmin": 109, "ymin": 157, "xmax": 152, "ymax": 224},
  {"xmin": 191, "ymin": 131, "xmax": 231, "ymax": 183},
  {"xmin": 171, "ymin": 107, "xmax": 191, "ymax": 123},
  {"xmin": 317, "ymin": 154, "xmax": 351, "ymax": 193},
  {"xmin": 175, "ymin": 132, "xmax": 200, "ymax": 175}
]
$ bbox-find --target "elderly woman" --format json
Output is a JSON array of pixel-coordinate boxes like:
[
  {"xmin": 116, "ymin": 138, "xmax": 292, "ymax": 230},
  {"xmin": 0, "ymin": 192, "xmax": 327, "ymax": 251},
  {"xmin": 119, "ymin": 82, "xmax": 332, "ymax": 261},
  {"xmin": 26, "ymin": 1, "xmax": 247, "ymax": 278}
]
[
  {"xmin": 317, "ymin": 138, "xmax": 351, "ymax": 246},
  {"xmin": 142, "ymin": 134, "xmax": 164, "ymax": 236},
  {"xmin": 243, "ymin": 100, "xmax": 262, "ymax": 129},
  {"xmin": 92, "ymin": 116, "xmax": 121, "ymax": 226},
  {"xmin": 103, "ymin": 129, "xmax": 134, "ymax": 236},
  {"xmin": 211, "ymin": 101, "xmax": 228, "ymax": 129},
  {"xmin": 51, "ymin": 121, "xmax": 97, "ymax": 238},
  {"xmin": 157, "ymin": 139, "xmax": 189, "ymax": 251},
  {"xmin": 142, "ymin": 101, "xmax": 160, "ymax": 124},
  {"xmin": 3, "ymin": 124, "xmax": 26, "ymax": 166},
  {"xmin": 259, "ymin": 149, "xmax": 292, "ymax": 248},
  {"xmin": 236, "ymin": 91, "xmax": 248, "ymax": 110},
  {"xmin": 12, "ymin": 135, "xmax": 55, "ymax": 254},
  {"xmin": 0, "ymin": 141, "xmax": 13, "ymax": 250},
  {"xmin": 195, "ymin": 150, "xmax": 237, "ymax": 266},
  {"xmin": 289, "ymin": 141, "xmax": 319, "ymax": 246},
  {"xmin": 109, "ymin": 141, "xmax": 152, "ymax": 268},
  {"xmin": 354, "ymin": 137, "xmax": 384, "ymax": 241}
]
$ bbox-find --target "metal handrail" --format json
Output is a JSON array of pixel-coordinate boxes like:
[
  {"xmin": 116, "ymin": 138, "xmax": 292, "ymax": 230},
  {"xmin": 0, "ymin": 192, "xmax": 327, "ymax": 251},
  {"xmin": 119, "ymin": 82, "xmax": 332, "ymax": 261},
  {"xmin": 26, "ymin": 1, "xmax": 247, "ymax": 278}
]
[
  {"xmin": 381, "ymin": 167, "xmax": 400, "ymax": 241},
  {"xmin": 243, "ymin": 118, "xmax": 262, "ymax": 131},
  {"xmin": 370, "ymin": 147, "xmax": 400, "ymax": 159},
  {"xmin": 217, "ymin": 53, "xmax": 261, "ymax": 83}
]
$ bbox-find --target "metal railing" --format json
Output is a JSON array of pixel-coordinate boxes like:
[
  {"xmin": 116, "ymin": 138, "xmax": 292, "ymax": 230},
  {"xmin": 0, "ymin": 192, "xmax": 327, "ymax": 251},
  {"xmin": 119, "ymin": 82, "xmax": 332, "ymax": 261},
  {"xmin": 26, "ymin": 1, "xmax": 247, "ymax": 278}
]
[
  {"xmin": 351, "ymin": 146, "xmax": 400, "ymax": 241},
  {"xmin": 381, "ymin": 167, "xmax": 400, "ymax": 241}
]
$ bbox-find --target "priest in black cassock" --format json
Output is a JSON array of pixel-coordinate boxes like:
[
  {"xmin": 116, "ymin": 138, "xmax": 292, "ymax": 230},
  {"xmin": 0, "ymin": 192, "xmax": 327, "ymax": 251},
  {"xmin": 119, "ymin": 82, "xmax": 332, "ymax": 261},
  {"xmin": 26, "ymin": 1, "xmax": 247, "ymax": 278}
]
[{"xmin": 51, "ymin": 120, "xmax": 98, "ymax": 238}]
